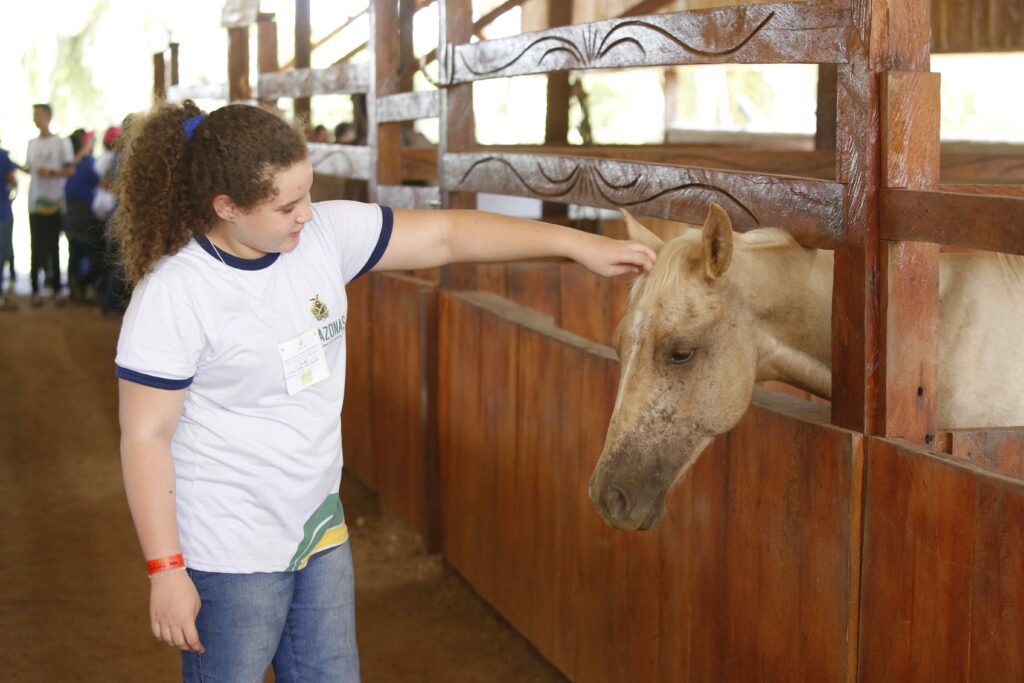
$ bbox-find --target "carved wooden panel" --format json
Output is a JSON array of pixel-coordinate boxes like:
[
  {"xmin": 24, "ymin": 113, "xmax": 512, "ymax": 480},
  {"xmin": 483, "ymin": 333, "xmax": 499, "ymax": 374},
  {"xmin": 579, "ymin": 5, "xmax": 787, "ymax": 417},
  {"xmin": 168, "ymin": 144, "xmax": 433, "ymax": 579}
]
[
  {"xmin": 377, "ymin": 91, "xmax": 440, "ymax": 122},
  {"xmin": 444, "ymin": 151, "xmax": 843, "ymax": 247},
  {"xmin": 308, "ymin": 143, "xmax": 372, "ymax": 180},
  {"xmin": 376, "ymin": 184, "xmax": 441, "ymax": 209},
  {"xmin": 443, "ymin": 1, "xmax": 853, "ymax": 83},
  {"xmin": 166, "ymin": 83, "xmax": 228, "ymax": 102},
  {"xmin": 258, "ymin": 63, "xmax": 369, "ymax": 99}
]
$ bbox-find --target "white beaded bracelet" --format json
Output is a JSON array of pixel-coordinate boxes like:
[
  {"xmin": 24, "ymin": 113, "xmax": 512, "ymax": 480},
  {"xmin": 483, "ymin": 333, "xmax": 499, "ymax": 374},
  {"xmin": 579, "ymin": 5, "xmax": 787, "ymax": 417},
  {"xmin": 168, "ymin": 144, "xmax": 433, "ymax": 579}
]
[{"xmin": 148, "ymin": 567, "xmax": 187, "ymax": 580}]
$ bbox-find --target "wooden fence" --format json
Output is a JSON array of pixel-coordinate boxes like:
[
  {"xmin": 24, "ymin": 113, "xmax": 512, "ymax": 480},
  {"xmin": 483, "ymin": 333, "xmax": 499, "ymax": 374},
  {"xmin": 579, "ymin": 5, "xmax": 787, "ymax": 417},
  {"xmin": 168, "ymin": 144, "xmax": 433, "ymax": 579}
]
[{"xmin": 159, "ymin": 0, "xmax": 1024, "ymax": 679}]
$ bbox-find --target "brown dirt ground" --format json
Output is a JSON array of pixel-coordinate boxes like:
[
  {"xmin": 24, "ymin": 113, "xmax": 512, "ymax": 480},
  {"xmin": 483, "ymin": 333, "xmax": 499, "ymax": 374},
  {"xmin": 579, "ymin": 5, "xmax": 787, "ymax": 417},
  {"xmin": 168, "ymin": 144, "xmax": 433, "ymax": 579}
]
[{"xmin": 0, "ymin": 297, "xmax": 566, "ymax": 682}]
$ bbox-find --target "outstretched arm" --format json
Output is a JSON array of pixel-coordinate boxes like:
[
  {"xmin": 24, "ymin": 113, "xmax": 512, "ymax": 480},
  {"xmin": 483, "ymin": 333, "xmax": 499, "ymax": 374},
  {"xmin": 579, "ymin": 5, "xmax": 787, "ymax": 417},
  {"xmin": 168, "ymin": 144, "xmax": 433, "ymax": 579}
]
[{"xmin": 374, "ymin": 208, "xmax": 657, "ymax": 276}]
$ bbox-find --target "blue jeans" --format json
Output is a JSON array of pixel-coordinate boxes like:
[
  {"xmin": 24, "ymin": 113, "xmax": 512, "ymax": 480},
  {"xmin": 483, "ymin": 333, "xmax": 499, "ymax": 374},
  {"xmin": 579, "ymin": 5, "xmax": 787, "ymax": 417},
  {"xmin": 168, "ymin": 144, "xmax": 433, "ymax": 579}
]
[{"xmin": 182, "ymin": 543, "xmax": 360, "ymax": 682}]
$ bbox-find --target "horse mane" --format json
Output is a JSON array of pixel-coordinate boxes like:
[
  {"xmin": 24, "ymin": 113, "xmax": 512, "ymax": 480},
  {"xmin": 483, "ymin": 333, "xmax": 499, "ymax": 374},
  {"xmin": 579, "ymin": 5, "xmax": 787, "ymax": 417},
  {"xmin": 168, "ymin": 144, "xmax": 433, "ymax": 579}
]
[{"xmin": 628, "ymin": 227, "xmax": 800, "ymax": 308}]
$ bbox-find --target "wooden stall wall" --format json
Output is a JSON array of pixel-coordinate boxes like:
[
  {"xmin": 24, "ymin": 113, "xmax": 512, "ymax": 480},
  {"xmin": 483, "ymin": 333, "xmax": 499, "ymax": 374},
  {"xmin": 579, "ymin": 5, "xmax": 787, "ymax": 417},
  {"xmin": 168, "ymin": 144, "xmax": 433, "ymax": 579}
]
[
  {"xmin": 859, "ymin": 438, "xmax": 1024, "ymax": 681},
  {"xmin": 439, "ymin": 290, "xmax": 864, "ymax": 682}
]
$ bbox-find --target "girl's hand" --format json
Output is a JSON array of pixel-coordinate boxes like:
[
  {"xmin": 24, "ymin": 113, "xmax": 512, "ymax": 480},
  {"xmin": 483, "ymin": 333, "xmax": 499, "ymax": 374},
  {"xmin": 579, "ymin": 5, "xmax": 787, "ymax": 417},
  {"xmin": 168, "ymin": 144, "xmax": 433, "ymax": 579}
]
[
  {"xmin": 150, "ymin": 572, "xmax": 205, "ymax": 653},
  {"xmin": 572, "ymin": 232, "xmax": 657, "ymax": 277}
]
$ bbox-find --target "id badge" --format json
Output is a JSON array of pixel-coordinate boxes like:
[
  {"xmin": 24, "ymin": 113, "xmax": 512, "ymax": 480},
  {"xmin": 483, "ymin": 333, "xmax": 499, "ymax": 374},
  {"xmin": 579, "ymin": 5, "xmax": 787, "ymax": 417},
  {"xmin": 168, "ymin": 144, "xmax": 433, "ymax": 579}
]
[{"xmin": 279, "ymin": 328, "xmax": 331, "ymax": 395}]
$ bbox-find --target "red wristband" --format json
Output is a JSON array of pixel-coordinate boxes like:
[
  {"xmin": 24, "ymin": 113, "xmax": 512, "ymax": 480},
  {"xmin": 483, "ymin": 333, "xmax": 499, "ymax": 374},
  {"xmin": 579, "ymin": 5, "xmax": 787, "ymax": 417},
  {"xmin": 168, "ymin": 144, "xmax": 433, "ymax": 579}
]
[{"xmin": 147, "ymin": 553, "xmax": 185, "ymax": 575}]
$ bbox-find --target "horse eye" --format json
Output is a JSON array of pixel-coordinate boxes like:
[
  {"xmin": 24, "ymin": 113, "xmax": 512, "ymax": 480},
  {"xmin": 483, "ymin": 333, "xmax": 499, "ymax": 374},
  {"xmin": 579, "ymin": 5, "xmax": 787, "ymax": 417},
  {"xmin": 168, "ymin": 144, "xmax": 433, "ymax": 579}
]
[{"xmin": 668, "ymin": 348, "xmax": 695, "ymax": 364}]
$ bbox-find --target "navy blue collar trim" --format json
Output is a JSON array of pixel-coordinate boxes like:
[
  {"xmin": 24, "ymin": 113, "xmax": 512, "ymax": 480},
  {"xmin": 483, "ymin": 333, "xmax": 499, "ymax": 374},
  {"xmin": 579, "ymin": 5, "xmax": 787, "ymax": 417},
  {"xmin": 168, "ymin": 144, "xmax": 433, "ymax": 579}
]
[{"xmin": 196, "ymin": 234, "xmax": 280, "ymax": 270}]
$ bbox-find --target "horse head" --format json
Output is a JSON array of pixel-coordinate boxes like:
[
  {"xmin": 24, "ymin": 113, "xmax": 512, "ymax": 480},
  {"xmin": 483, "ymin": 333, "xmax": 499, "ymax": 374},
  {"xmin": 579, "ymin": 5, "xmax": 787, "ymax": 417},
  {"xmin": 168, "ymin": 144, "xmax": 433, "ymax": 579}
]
[{"xmin": 589, "ymin": 204, "xmax": 760, "ymax": 531}]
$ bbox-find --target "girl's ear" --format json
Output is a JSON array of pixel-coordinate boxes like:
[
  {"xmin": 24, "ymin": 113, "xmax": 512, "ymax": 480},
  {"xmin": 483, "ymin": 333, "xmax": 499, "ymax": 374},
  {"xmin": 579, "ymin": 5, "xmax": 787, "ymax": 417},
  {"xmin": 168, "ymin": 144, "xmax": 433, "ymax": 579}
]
[{"xmin": 212, "ymin": 194, "xmax": 237, "ymax": 222}]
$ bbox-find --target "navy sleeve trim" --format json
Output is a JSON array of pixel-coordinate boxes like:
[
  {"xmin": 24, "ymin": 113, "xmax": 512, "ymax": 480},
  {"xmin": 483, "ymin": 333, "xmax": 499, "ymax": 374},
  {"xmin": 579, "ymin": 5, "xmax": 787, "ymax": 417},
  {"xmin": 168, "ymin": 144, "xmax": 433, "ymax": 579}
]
[
  {"xmin": 351, "ymin": 205, "xmax": 394, "ymax": 281},
  {"xmin": 116, "ymin": 364, "xmax": 194, "ymax": 391}
]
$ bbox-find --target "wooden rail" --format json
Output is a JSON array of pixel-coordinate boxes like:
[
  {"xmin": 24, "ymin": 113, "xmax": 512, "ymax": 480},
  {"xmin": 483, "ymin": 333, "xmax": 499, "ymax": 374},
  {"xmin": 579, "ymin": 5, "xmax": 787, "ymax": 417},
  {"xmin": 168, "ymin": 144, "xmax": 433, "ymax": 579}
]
[
  {"xmin": 443, "ymin": 1, "xmax": 853, "ymax": 83},
  {"xmin": 881, "ymin": 188, "xmax": 1024, "ymax": 255},
  {"xmin": 443, "ymin": 151, "xmax": 844, "ymax": 247},
  {"xmin": 257, "ymin": 62, "xmax": 369, "ymax": 99}
]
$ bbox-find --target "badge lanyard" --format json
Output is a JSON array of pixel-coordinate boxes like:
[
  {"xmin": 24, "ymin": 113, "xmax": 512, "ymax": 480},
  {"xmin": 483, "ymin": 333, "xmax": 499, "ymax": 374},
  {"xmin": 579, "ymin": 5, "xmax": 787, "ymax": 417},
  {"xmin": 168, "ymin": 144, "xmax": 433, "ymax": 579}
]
[{"xmin": 205, "ymin": 235, "xmax": 330, "ymax": 395}]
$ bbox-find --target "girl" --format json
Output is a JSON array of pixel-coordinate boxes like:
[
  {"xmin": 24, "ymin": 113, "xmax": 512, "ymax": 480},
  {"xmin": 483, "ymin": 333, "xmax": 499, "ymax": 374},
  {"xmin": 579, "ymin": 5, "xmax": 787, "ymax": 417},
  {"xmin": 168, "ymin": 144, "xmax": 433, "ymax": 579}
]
[{"xmin": 115, "ymin": 100, "xmax": 655, "ymax": 682}]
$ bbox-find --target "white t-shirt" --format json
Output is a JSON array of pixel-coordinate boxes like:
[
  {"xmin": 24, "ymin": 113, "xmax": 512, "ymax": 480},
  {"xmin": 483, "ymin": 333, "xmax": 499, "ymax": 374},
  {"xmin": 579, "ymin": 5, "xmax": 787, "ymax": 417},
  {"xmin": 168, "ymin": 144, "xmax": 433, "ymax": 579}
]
[
  {"xmin": 116, "ymin": 201, "xmax": 392, "ymax": 573},
  {"xmin": 26, "ymin": 135, "xmax": 74, "ymax": 213}
]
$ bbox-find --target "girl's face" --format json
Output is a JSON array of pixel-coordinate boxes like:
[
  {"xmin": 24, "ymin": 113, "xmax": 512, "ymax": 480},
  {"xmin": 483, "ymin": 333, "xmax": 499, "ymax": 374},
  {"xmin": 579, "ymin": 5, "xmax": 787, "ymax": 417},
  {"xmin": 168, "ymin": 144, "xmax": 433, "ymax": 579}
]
[{"xmin": 212, "ymin": 159, "xmax": 314, "ymax": 258}]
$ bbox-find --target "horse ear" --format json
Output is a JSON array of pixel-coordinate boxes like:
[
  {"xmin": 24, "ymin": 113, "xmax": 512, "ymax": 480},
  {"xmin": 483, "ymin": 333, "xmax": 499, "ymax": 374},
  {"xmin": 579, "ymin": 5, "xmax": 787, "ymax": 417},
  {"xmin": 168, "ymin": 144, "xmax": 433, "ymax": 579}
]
[
  {"xmin": 620, "ymin": 209, "xmax": 665, "ymax": 254},
  {"xmin": 701, "ymin": 203, "xmax": 733, "ymax": 279}
]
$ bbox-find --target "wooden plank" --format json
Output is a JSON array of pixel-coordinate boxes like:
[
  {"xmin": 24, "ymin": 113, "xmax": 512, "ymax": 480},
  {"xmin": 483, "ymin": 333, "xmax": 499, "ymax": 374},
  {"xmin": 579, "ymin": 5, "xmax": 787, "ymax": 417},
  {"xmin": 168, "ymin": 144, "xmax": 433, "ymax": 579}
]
[
  {"xmin": 153, "ymin": 52, "xmax": 166, "ymax": 102},
  {"xmin": 307, "ymin": 143, "xmax": 371, "ymax": 180},
  {"xmin": 505, "ymin": 262, "xmax": 562, "ymax": 323},
  {"xmin": 375, "ymin": 185, "xmax": 440, "ymax": 209},
  {"xmin": 257, "ymin": 63, "xmax": 370, "ymax": 99},
  {"xmin": 377, "ymin": 91, "xmax": 440, "ymax": 122},
  {"xmin": 938, "ymin": 428, "xmax": 1024, "ymax": 479},
  {"xmin": 256, "ymin": 14, "xmax": 279, "ymax": 108},
  {"xmin": 879, "ymin": 71, "xmax": 940, "ymax": 446},
  {"xmin": 444, "ymin": 1, "xmax": 853, "ymax": 84},
  {"xmin": 370, "ymin": 0, "xmax": 401, "ymax": 197},
  {"xmin": 369, "ymin": 274, "xmax": 440, "ymax": 545},
  {"xmin": 880, "ymin": 189, "xmax": 1024, "ymax": 255},
  {"xmin": 559, "ymin": 262, "xmax": 614, "ymax": 345},
  {"xmin": 444, "ymin": 152, "xmax": 844, "ymax": 247},
  {"xmin": 166, "ymin": 83, "xmax": 229, "ymax": 102},
  {"xmin": 438, "ymin": 0, "xmax": 476, "ymax": 213},
  {"xmin": 341, "ymin": 273, "xmax": 374, "ymax": 489},
  {"xmin": 437, "ymin": 291, "xmax": 482, "ymax": 569},
  {"xmin": 860, "ymin": 438, "xmax": 1024, "ymax": 681},
  {"xmin": 293, "ymin": 0, "xmax": 311, "ymax": 123},
  {"xmin": 228, "ymin": 26, "xmax": 251, "ymax": 101}
]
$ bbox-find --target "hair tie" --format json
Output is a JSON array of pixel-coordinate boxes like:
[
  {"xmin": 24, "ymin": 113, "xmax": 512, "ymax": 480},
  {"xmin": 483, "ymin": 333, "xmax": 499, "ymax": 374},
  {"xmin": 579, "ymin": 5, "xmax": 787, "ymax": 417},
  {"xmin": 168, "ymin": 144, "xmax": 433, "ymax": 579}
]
[{"xmin": 182, "ymin": 114, "xmax": 205, "ymax": 141}]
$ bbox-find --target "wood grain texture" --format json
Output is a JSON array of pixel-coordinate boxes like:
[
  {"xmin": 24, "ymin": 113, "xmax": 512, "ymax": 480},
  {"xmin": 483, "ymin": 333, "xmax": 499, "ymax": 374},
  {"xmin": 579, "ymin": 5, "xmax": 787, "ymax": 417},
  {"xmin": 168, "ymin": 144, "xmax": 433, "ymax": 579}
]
[
  {"xmin": 931, "ymin": 0, "xmax": 1024, "ymax": 52},
  {"xmin": 860, "ymin": 438, "xmax": 1024, "ymax": 682},
  {"xmin": 879, "ymin": 71, "xmax": 940, "ymax": 445},
  {"xmin": 257, "ymin": 63, "xmax": 369, "ymax": 99},
  {"xmin": 880, "ymin": 189, "xmax": 1024, "ymax": 255},
  {"xmin": 369, "ymin": 274, "xmax": 440, "ymax": 547},
  {"xmin": 444, "ymin": 1, "xmax": 853, "ymax": 83},
  {"xmin": 228, "ymin": 26, "xmax": 251, "ymax": 101},
  {"xmin": 376, "ymin": 91, "xmax": 440, "ymax": 123},
  {"xmin": 444, "ymin": 152, "xmax": 844, "ymax": 247},
  {"xmin": 939, "ymin": 428, "xmax": 1024, "ymax": 479},
  {"xmin": 438, "ymin": 291, "xmax": 862, "ymax": 681},
  {"xmin": 256, "ymin": 14, "xmax": 279, "ymax": 108},
  {"xmin": 341, "ymin": 273, "xmax": 375, "ymax": 489},
  {"xmin": 307, "ymin": 143, "xmax": 372, "ymax": 180},
  {"xmin": 375, "ymin": 184, "xmax": 440, "ymax": 209}
]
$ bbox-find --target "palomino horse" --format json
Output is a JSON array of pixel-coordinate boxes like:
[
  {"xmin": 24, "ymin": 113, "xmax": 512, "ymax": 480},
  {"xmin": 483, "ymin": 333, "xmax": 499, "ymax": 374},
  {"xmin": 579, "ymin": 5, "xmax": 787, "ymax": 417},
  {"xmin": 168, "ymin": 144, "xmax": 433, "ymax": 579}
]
[{"xmin": 590, "ymin": 204, "xmax": 1024, "ymax": 531}]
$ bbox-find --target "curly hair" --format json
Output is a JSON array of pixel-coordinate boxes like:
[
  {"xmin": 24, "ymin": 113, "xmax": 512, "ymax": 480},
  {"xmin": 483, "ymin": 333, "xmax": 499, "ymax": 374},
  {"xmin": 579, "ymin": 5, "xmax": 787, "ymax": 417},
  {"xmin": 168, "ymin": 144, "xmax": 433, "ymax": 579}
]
[{"xmin": 112, "ymin": 100, "xmax": 307, "ymax": 284}]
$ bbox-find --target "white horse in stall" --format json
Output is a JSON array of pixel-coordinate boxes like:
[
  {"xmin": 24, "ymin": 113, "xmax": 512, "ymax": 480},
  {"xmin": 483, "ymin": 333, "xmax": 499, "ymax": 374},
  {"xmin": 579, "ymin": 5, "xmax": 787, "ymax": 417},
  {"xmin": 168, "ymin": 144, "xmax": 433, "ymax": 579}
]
[{"xmin": 590, "ymin": 204, "xmax": 1024, "ymax": 531}]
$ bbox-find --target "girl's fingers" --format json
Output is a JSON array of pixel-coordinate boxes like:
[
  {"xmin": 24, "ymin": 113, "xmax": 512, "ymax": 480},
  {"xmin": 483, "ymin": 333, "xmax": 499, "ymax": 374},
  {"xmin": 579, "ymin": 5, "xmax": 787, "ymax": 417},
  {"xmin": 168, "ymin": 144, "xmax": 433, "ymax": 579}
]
[{"xmin": 183, "ymin": 622, "xmax": 205, "ymax": 653}]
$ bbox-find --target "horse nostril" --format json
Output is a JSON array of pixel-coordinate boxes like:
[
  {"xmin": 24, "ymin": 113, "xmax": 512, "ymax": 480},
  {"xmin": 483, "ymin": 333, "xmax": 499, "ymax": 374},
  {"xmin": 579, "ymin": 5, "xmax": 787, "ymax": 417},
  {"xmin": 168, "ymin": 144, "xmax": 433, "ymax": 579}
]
[{"xmin": 601, "ymin": 486, "xmax": 631, "ymax": 520}]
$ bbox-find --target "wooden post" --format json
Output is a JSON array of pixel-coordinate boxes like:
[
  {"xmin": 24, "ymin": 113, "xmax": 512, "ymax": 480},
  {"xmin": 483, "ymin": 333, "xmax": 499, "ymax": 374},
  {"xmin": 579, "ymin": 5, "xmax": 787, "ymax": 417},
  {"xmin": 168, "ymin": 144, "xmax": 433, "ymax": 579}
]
[
  {"xmin": 439, "ymin": 0, "xmax": 478, "ymax": 288},
  {"xmin": 169, "ymin": 43, "xmax": 180, "ymax": 89},
  {"xmin": 831, "ymin": 0, "xmax": 933, "ymax": 434},
  {"xmin": 543, "ymin": 0, "xmax": 572, "ymax": 220},
  {"xmin": 294, "ymin": 0, "xmax": 311, "ymax": 125},
  {"xmin": 879, "ymin": 70, "xmax": 940, "ymax": 445},
  {"xmin": 370, "ymin": 0, "xmax": 402, "ymax": 194},
  {"xmin": 153, "ymin": 52, "xmax": 166, "ymax": 103},
  {"xmin": 815, "ymin": 64, "xmax": 837, "ymax": 150},
  {"xmin": 257, "ymin": 13, "xmax": 279, "ymax": 109},
  {"xmin": 228, "ymin": 26, "xmax": 251, "ymax": 101}
]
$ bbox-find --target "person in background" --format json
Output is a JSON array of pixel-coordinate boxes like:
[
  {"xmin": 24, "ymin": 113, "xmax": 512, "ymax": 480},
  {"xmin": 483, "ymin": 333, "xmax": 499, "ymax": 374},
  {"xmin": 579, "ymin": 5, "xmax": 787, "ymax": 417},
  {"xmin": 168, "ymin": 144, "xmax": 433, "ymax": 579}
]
[
  {"xmin": 94, "ymin": 122, "xmax": 129, "ymax": 316},
  {"xmin": 25, "ymin": 103, "xmax": 75, "ymax": 306},
  {"xmin": 310, "ymin": 124, "xmax": 329, "ymax": 143},
  {"xmin": 333, "ymin": 122, "xmax": 356, "ymax": 145},
  {"xmin": 0, "ymin": 136, "xmax": 21, "ymax": 309},
  {"xmin": 64, "ymin": 129, "xmax": 102, "ymax": 301}
]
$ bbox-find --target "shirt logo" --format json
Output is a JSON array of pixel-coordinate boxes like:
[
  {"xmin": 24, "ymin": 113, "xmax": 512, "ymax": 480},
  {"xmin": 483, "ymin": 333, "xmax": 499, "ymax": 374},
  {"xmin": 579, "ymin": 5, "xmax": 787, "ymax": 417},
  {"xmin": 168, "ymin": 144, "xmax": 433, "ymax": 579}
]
[{"xmin": 309, "ymin": 295, "xmax": 329, "ymax": 321}]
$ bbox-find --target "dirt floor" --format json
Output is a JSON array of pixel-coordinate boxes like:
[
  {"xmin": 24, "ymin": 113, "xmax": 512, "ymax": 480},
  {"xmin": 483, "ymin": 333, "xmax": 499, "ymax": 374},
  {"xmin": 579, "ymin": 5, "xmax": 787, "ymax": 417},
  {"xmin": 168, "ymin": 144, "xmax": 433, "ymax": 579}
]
[{"xmin": 0, "ymin": 296, "xmax": 566, "ymax": 682}]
